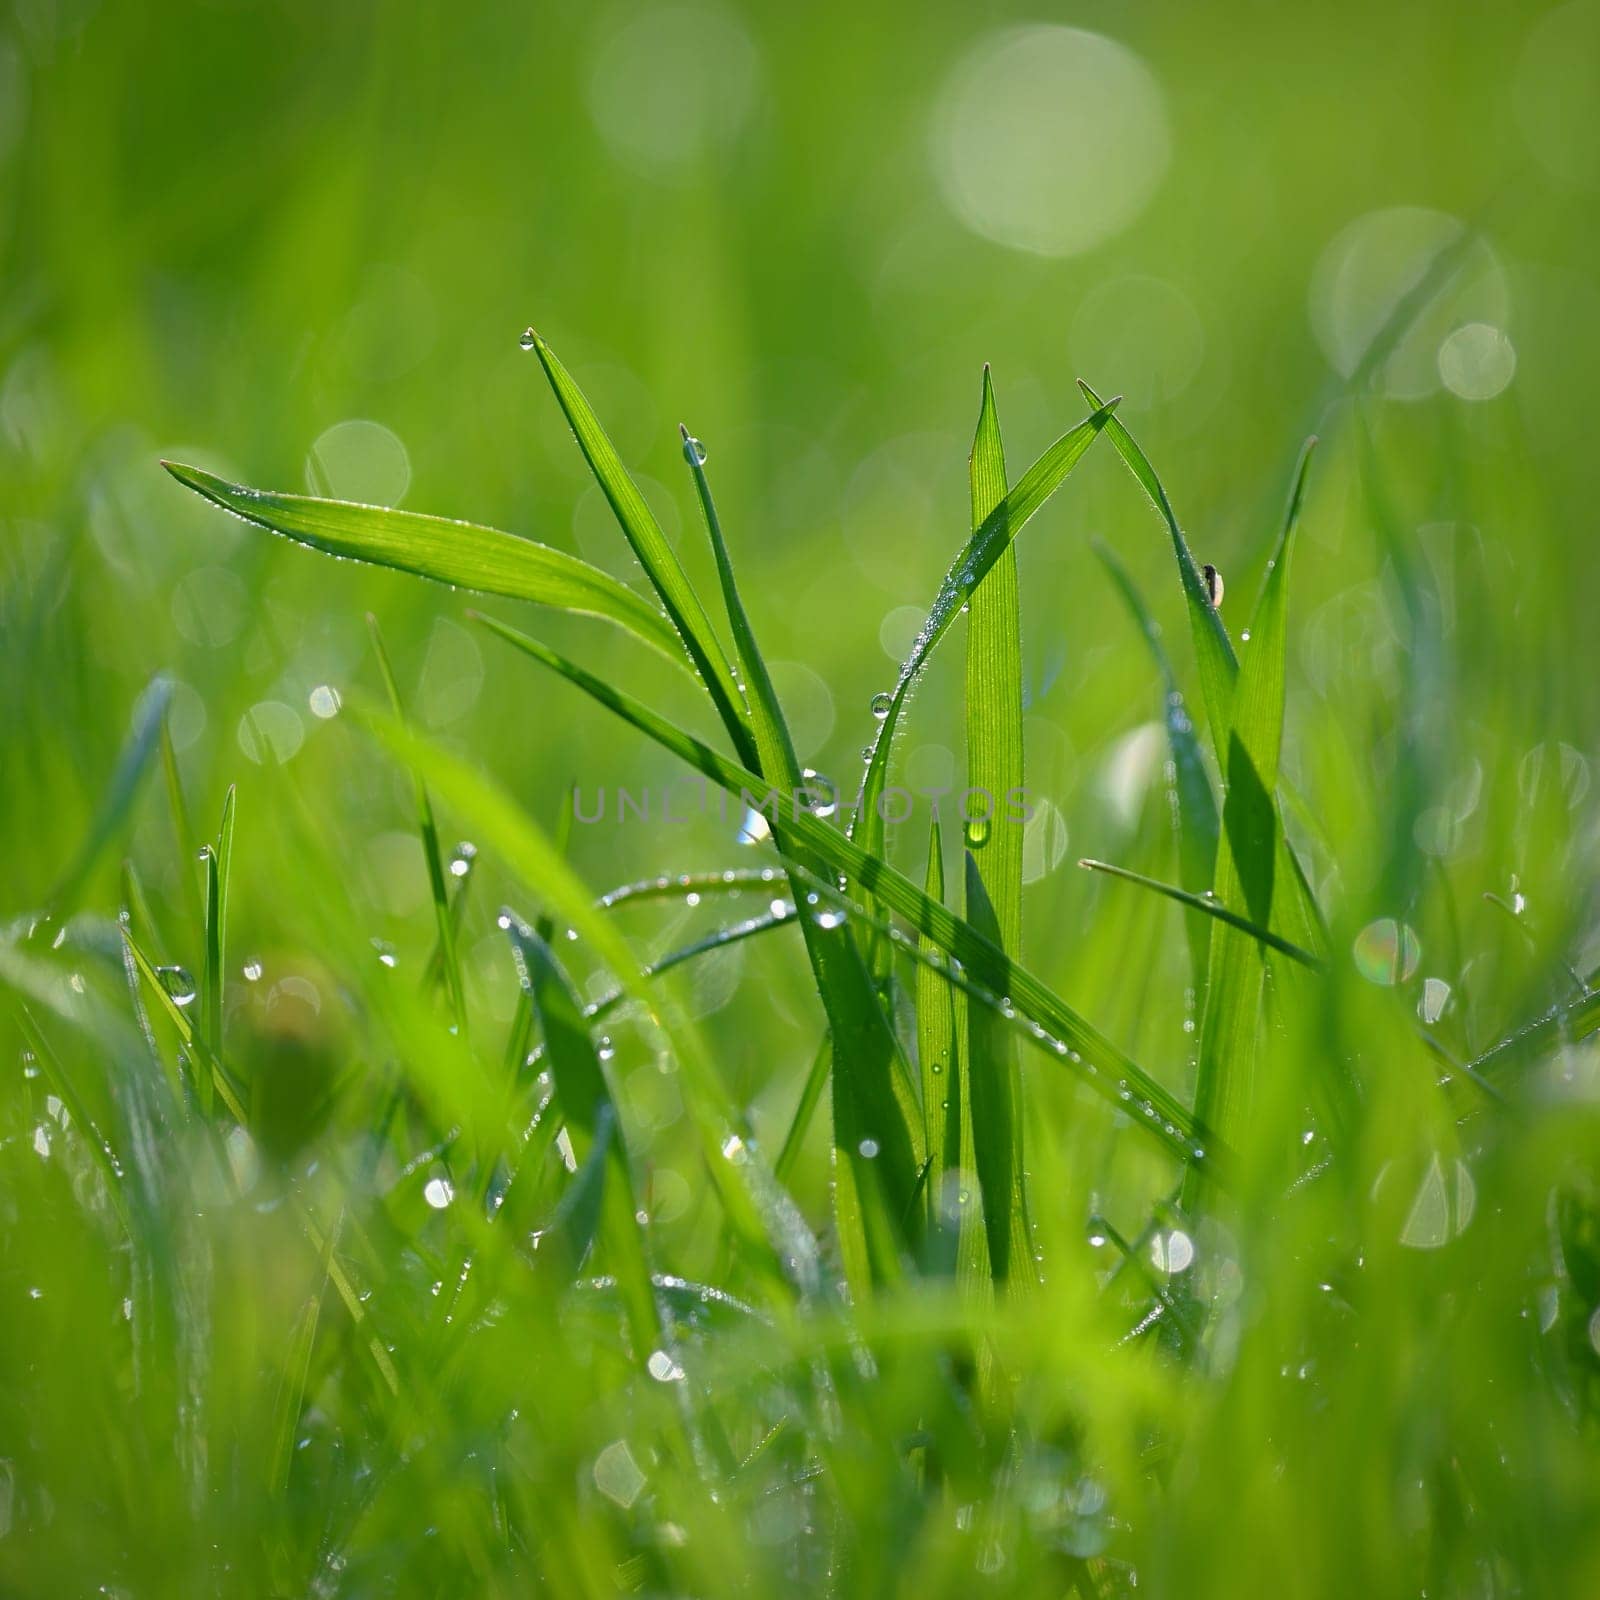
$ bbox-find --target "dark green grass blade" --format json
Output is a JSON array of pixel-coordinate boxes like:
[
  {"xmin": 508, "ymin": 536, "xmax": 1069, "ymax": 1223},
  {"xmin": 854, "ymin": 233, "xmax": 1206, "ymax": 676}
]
[
  {"xmin": 476, "ymin": 612, "xmax": 1225, "ymax": 1177},
  {"xmin": 524, "ymin": 334, "xmax": 752, "ymax": 758},
  {"xmin": 502, "ymin": 911, "xmax": 661, "ymax": 1360},
  {"xmin": 368, "ymin": 615, "xmax": 468, "ymax": 1037},
  {"xmin": 965, "ymin": 854, "xmax": 1029, "ymax": 1285},
  {"xmin": 851, "ymin": 396, "xmax": 1120, "ymax": 865},
  {"xmin": 160, "ymin": 461, "xmax": 685, "ymax": 664},
  {"xmin": 1094, "ymin": 539, "xmax": 1219, "ymax": 988},
  {"xmin": 199, "ymin": 785, "xmax": 235, "ymax": 1072},
  {"xmin": 1077, "ymin": 858, "xmax": 1322, "ymax": 968},
  {"xmin": 680, "ymin": 419, "xmax": 918, "ymax": 1285},
  {"xmin": 45, "ymin": 673, "xmax": 171, "ymax": 924}
]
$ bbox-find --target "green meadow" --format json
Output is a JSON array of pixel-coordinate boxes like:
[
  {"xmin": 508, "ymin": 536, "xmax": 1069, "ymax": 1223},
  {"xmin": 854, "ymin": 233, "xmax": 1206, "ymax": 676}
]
[{"xmin": 3, "ymin": 2, "xmax": 1600, "ymax": 1594}]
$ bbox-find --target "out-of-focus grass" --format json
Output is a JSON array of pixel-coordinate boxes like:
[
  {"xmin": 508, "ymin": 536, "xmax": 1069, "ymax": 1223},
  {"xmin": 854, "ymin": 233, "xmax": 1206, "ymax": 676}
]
[{"xmin": 4, "ymin": 1, "xmax": 1600, "ymax": 1594}]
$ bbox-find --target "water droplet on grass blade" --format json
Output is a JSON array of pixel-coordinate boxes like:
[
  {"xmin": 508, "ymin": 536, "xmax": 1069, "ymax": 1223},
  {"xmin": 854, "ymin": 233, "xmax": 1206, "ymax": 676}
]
[
  {"xmin": 157, "ymin": 965, "xmax": 196, "ymax": 1007},
  {"xmin": 518, "ymin": 327, "xmax": 537, "ymax": 350},
  {"xmin": 870, "ymin": 692, "xmax": 893, "ymax": 719},
  {"xmin": 682, "ymin": 434, "xmax": 707, "ymax": 466}
]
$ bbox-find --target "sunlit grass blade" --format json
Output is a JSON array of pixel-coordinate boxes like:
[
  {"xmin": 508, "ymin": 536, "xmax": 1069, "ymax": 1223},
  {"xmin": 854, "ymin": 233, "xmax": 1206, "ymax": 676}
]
[
  {"xmin": 915, "ymin": 820, "xmax": 972, "ymax": 1270},
  {"xmin": 44, "ymin": 673, "xmax": 171, "ymax": 925},
  {"xmin": 160, "ymin": 460, "xmax": 686, "ymax": 664},
  {"xmin": 681, "ymin": 417, "xmax": 918, "ymax": 1284},
  {"xmin": 502, "ymin": 910, "xmax": 661, "ymax": 1361},
  {"xmin": 851, "ymin": 395, "xmax": 1120, "ymax": 865},
  {"xmin": 199, "ymin": 784, "xmax": 234, "ymax": 1071},
  {"xmin": 598, "ymin": 866, "xmax": 792, "ymax": 908},
  {"xmin": 1076, "ymin": 858, "xmax": 1322, "ymax": 968},
  {"xmin": 1470, "ymin": 984, "xmax": 1600, "ymax": 1083},
  {"xmin": 524, "ymin": 334, "xmax": 752, "ymax": 756},
  {"xmin": 476, "ymin": 612, "xmax": 1225, "ymax": 1177},
  {"xmin": 961, "ymin": 367, "xmax": 1032, "ymax": 1290},
  {"xmin": 368, "ymin": 614, "xmax": 468, "ymax": 1037},
  {"xmin": 1094, "ymin": 538, "xmax": 1219, "ymax": 990}
]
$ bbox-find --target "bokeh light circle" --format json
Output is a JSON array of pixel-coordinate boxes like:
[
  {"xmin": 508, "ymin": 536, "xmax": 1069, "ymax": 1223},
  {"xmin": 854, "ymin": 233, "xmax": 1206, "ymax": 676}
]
[
  {"xmin": 1308, "ymin": 208, "xmax": 1508, "ymax": 399},
  {"xmin": 931, "ymin": 26, "xmax": 1170, "ymax": 257}
]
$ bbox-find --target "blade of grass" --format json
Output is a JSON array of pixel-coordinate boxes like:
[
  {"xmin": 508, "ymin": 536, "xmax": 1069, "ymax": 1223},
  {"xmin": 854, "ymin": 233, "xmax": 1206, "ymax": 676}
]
[
  {"xmin": 680, "ymin": 417, "xmax": 921, "ymax": 1286},
  {"xmin": 851, "ymin": 396, "xmax": 1120, "ymax": 867},
  {"xmin": 1183, "ymin": 493, "xmax": 1298, "ymax": 1199},
  {"xmin": 502, "ymin": 911, "xmax": 661, "ymax": 1362},
  {"xmin": 1093, "ymin": 539, "xmax": 1220, "ymax": 992},
  {"xmin": 199, "ymin": 785, "xmax": 235, "ymax": 1072},
  {"xmin": 916, "ymin": 821, "xmax": 964, "ymax": 1258},
  {"xmin": 352, "ymin": 700, "xmax": 829, "ymax": 1299},
  {"xmin": 1079, "ymin": 388, "xmax": 1327, "ymax": 962},
  {"xmin": 476, "ymin": 612, "xmax": 1225, "ymax": 1178},
  {"xmin": 962, "ymin": 367, "xmax": 1032, "ymax": 1291},
  {"xmin": 1077, "ymin": 859, "xmax": 1323, "ymax": 969},
  {"xmin": 44, "ymin": 673, "xmax": 172, "ymax": 926},
  {"xmin": 368, "ymin": 614, "xmax": 468, "ymax": 1039},
  {"xmin": 524, "ymin": 334, "xmax": 753, "ymax": 762},
  {"xmin": 160, "ymin": 461, "xmax": 686, "ymax": 665}
]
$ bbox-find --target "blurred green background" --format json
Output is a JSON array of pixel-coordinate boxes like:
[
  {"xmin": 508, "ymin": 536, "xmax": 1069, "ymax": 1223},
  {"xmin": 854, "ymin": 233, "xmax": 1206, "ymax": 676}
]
[{"xmin": 4, "ymin": 0, "xmax": 1600, "ymax": 1590}]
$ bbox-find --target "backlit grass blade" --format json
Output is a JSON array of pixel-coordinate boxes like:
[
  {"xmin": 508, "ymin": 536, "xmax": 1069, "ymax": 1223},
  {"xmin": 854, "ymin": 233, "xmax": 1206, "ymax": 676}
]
[
  {"xmin": 524, "ymin": 333, "xmax": 753, "ymax": 759},
  {"xmin": 45, "ymin": 673, "xmax": 171, "ymax": 924},
  {"xmin": 851, "ymin": 395, "xmax": 1120, "ymax": 864},
  {"xmin": 961, "ymin": 370, "xmax": 1032, "ymax": 1288},
  {"xmin": 476, "ymin": 612, "xmax": 1225, "ymax": 1177},
  {"xmin": 1094, "ymin": 538, "xmax": 1219, "ymax": 990},
  {"xmin": 1076, "ymin": 858, "xmax": 1321, "ymax": 968},
  {"xmin": 161, "ymin": 461, "xmax": 686, "ymax": 665},
  {"xmin": 916, "ymin": 821, "xmax": 967, "ymax": 1262},
  {"xmin": 502, "ymin": 910, "xmax": 661, "ymax": 1362},
  {"xmin": 598, "ymin": 867, "xmax": 791, "ymax": 908},
  {"xmin": 368, "ymin": 614, "xmax": 468, "ymax": 1038},
  {"xmin": 681, "ymin": 417, "xmax": 920, "ymax": 1285}
]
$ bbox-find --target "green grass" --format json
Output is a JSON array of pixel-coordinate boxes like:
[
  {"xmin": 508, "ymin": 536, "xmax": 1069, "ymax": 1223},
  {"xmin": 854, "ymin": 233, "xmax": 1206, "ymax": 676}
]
[{"xmin": 5, "ymin": 295, "xmax": 1599, "ymax": 1597}]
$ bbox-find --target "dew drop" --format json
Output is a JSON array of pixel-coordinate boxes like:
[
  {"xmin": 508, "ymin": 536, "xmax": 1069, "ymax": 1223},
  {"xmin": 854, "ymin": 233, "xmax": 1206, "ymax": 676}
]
[
  {"xmin": 156, "ymin": 965, "xmax": 197, "ymax": 1007},
  {"xmin": 371, "ymin": 938, "xmax": 398, "ymax": 970},
  {"xmin": 241, "ymin": 959, "xmax": 263, "ymax": 982},
  {"xmin": 964, "ymin": 814, "xmax": 991, "ymax": 849},
  {"xmin": 682, "ymin": 435, "xmax": 708, "ymax": 466},
  {"xmin": 858, "ymin": 1138, "xmax": 880, "ymax": 1159},
  {"xmin": 870, "ymin": 692, "xmax": 893, "ymax": 720},
  {"xmin": 449, "ymin": 841, "xmax": 478, "ymax": 878},
  {"xmin": 423, "ymin": 1175, "xmax": 455, "ymax": 1209},
  {"xmin": 518, "ymin": 327, "xmax": 537, "ymax": 351}
]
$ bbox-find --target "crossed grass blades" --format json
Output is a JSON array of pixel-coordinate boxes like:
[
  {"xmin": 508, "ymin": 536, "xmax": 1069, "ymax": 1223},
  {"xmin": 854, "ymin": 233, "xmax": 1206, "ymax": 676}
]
[{"xmin": 6, "ymin": 321, "xmax": 1596, "ymax": 1595}]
